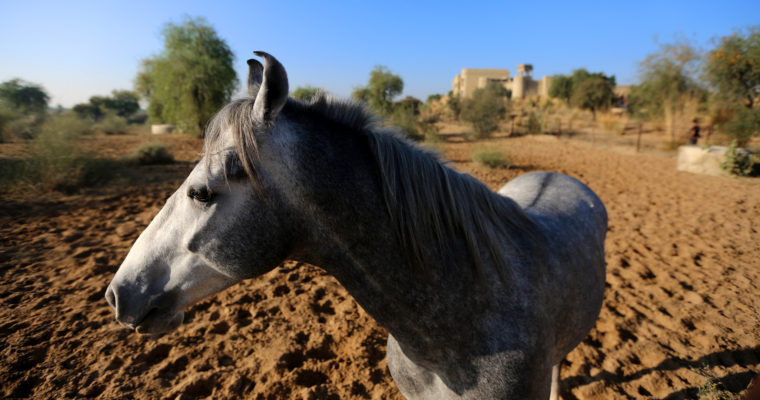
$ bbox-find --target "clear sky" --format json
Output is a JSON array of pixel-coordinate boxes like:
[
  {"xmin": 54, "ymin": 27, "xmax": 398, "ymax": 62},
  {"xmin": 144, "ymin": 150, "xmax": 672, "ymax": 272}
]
[{"xmin": 1, "ymin": 0, "xmax": 758, "ymax": 107}]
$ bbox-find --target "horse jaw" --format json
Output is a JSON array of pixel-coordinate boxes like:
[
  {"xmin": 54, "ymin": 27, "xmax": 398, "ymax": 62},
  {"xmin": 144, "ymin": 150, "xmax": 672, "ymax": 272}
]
[{"xmin": 106, "ymin": 189, "xmax": 238, "ymax": 335}]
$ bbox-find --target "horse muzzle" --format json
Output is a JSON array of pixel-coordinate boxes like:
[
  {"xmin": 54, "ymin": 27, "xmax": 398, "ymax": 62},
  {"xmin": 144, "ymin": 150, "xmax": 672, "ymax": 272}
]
[{"xmin": 105, "ymin": 283, "xmax": 184, "ymax": 334}]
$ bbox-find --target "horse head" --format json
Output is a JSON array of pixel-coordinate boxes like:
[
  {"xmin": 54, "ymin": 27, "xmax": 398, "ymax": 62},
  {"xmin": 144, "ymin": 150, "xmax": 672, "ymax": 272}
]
[{"xmin": 105, "ymin": 52, "xmax": 299, "ymax": 334}]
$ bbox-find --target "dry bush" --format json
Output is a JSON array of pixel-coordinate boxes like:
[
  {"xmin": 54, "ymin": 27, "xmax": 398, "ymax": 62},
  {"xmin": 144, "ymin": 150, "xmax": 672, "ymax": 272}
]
[
  {"xmin": 472, "ymin": 148, "xmax": 510, "ymax": 169},
  {"xmin": 94, "ymin": 112, "xmax": 128, "ymax": 135},
  {"xmin": 4, "ymin": 113, "xmax": 119, "ymax": 192},
  {"xmin": 128, "ymin": 142, "xmax": 174, "ymax": 165}
]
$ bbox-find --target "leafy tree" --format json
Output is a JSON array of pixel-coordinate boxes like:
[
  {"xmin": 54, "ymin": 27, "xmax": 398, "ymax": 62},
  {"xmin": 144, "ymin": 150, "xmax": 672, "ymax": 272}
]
[
  {"xmin": 396, "ymin": 96, "xmax": 422, "ymax": 115},
  {"xmin": 549, "ymin": 74, "xmax": 573, "ymax": 103},
  {"xmin": 426, "ymin": 94, "xmax": 442, "ymax": 104},
  {"xmin": 103, "ymin": 90, "xmax": 140, "ymax": 117},
  {"xmin": 460, "ymin": 83, "xmax": 508, "ymax": 138},
  {"xmin": 571, "ymin": 77, "xmax": 614, "ymax": 120},
  {"xmin": 291, "ymin": 85, "xmax": 321, "ymax": 101},
  {"xmin": 549, "ymin": 69, "xmax": 615, "ymax": 106},
  {"xmin": 352, "ymin": 66, "xmax": 403, "ymax": 115},
  {"xmin": 0, "ymin": 79, "xmax": 49, "ymax": 114},
  {"xmin": 631, "ymin": 39, "xmax": 703, "ymax": 143},
  {"xmin": 136, "ymin": 17, "xmax": 237, "ymax": 135},
  {"xmin": 705, "ymin": 26, "xmax": 760, "ymax": 109},
  {"xmin": 72, "ymin": 103, "xmax": 103, "ymax": 121},
  {"xmin": 447, "ymin": 93, "xmax": 462, "ymax": 120},
  {"xmin": 721, "ymin": 107, "xmax": 760, "ymax": 146},
  {"xmin": 0, "ymin": 79, "xmax": 49, "ymax": 140},
  {"xmin": 73, "ymin": 90, "xmax": 139, "ymax": 121}
]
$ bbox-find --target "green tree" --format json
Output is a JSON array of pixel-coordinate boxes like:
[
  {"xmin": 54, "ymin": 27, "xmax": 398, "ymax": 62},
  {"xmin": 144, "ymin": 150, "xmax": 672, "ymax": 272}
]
[
  {"xmin": 460, "ymin": 83, "xmax": 508, "ymax": 138},
  {"xmin": 73, "ymin": 90, "xmax": 140, "ymax": 121},
  {"xmin": 291, "ymin": 85, "xmax": 321, "ymax": 101},
  {"xmin": 136, "ymin": 17, "xmax": 237, "ymax": 135},
  {"xmin": 571, "ymin": 77, "xmax": 615, "ymax": 120},
  {"xmin": 426, "ymin": 94, "xmax": 442, "ymax": 104},
  {"xmin": 705, "ymin": 26, "xmax": 760, "ymax": 109},
  {"xmin": 0, "ymin": 79, "xmax": 49, "ymax": 140},
  {"xmin": 0, "ymin": 79, "xmax": 49, "ymax": 114},
  {"xmin": 352, "ymin": 66, "xmax": 403, "ymax": 115},
  {"xmin": 631, "ymin": 39, "xmax": 703, "ymax": 143},
  {"xmin": 549, "ymin": 74, "xmax": 573, "ymax": 103},
  {"xmin": 103, "ymin": 90, "xmax": 140, "ymax": 117}
]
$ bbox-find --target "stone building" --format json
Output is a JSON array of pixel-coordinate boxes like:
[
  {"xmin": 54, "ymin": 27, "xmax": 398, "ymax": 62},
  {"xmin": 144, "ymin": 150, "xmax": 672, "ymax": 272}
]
[{"xmin": 452, "ymin": 64, "xmax": 552, "ymax": 99}]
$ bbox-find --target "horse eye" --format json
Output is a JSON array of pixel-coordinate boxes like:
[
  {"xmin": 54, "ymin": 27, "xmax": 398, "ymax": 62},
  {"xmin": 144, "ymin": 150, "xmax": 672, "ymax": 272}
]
[{"xmin": 188, "ymin": 187, "xmax": 213, "ymax": 203}]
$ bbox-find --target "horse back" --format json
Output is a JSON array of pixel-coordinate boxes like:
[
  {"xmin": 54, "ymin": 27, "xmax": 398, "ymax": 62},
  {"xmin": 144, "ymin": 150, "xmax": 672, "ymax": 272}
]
[{"xmin": 497, "ymin": 171, "xmax": 607, "ymax": 361}]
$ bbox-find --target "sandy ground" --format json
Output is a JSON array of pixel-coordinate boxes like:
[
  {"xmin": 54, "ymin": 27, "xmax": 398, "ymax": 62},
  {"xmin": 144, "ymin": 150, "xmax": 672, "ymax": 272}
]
[{"xmin": 1, "ymin": 128, "xmax": 758, "ymax": 399}]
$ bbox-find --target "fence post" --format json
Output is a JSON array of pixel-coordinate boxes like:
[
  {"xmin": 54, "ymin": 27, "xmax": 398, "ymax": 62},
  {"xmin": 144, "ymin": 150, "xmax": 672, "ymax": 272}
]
[{"xmin": 637, "ymin": 123, "xmax": 642, "ymax": 152}]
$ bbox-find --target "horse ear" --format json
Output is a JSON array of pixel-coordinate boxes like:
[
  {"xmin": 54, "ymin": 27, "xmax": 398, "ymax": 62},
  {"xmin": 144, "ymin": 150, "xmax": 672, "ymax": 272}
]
[
  {"xmin": 252, "ymin": 51, "xmax": 288, "ymax": 124},
  {"xmin": 246, "ymin": 59, "xmax": 263, "ymax": 98}
]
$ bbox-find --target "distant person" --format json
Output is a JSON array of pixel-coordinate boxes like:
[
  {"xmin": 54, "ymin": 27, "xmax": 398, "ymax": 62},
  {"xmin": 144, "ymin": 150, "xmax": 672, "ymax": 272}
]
[{"xmin": 688, "ymin": 119, "xmax": 700, "ymax": 145}]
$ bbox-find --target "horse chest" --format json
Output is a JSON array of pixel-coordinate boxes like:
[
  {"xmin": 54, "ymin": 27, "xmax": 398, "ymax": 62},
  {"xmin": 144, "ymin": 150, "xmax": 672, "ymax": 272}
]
[{"xmin": 386, "ymin": 334, "xmax": 551, "ymax": 400}]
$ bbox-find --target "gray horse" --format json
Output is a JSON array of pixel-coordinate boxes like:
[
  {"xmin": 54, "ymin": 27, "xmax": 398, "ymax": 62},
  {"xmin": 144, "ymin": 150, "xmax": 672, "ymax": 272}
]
[{"xmin": 106, "ymin": 52, "xmax": 607, "ymax": 399}]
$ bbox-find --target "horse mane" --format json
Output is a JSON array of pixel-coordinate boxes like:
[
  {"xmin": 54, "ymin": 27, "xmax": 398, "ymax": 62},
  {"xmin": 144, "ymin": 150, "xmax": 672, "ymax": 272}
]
[{"xmin": 204, "ymin": 92, "xmax": 544, "ymax": 284}]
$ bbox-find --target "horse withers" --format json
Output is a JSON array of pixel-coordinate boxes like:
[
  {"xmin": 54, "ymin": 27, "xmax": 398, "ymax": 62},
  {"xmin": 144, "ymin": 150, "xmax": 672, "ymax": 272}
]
[{"xmin": 106, "ymin": 52, "xmax": 607, "ymax": 399}]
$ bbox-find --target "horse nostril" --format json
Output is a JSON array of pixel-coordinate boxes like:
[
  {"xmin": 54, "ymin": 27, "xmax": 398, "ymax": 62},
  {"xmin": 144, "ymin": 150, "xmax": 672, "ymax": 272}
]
[{"xmin": 105, "ymin": 285, "xmax": 116, "ymax": 309}]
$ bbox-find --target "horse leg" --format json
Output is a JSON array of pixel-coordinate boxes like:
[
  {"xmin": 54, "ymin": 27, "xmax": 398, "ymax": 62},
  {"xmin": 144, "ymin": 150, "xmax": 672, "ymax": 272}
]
[{"xmin": 549, "ymin": 364, "xmax": 560, "ymax": 400}]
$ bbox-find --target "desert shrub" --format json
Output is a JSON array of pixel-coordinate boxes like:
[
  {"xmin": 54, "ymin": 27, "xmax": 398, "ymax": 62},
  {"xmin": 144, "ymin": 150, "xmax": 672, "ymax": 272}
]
[
  {"xmin": 426, "ymin": 94, "xmax": 442, "ymax": 104},
  {"xmin": 292, "ymin": 85, "xmax": 321, "ymax": 101},
  {"xmin": 1, "ymin": 113, "xmax": 124, "ymax": 192},
  {"xmin": 0, "ymin": 104, "xmax": 48, "ymax": 140},
  {"xmin": 719, "ymin": 107, "xmax": 760, "ymax": 146},
  {"xmin": 27, "ymin": 113, "xmax": 103, "ymax": 191},
  {"xmin": 447, "ymin": 94, "xmax": 462, "ymax": 120},
  {"xmin": 389, "ymin": 105, "xmax": 423, "ymax": 140},
  {"xmin": 472, "ymin": 149, "xmax": 510, "ymax": 169},
  {"xmin": 526, "ymin": 111, "xmax": 543, "ymax": 134},
  {"xmin": 128, "ymin": 142, "xmax": 174, "ymax": 165},
  {"xmin": 95, "ymin": 112, "xmax": 128, "ymax": 134},
  {"xmin": 126, "ymin": 110, "xmax": 148, "ymax": 125},
  {"xmin": 721, "ymin": 140, "xmax": 758, "ymax": 176},
  {"xmin": 461, "ymin": 84, "xmax": 507, "ymax": 138}
]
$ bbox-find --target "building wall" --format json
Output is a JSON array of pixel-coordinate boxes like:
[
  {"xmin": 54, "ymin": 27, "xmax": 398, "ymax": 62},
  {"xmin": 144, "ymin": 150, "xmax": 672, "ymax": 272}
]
[
  {"xmin": 452, "ymin": 66, "xmax": 552, "ymax": 100},
  {"xmin": 452, "ymin": 68, "xmax": 510, "ymax": 99}
]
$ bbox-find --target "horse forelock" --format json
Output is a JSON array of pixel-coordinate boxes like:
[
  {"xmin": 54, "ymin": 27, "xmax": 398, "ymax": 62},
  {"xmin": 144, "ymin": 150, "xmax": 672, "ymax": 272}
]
[
  {"xmin": 203, "ymin": 98, "xmax": 266, "ymax": 195},
  {"xmin": 203, "ymin": 92, "xmax": 544, "ymax": 283}
]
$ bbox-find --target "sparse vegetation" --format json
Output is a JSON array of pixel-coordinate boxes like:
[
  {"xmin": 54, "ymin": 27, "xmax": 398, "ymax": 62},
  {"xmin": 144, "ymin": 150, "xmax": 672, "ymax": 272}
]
[
  {"xmin": 460, "ymin": 83, "xmax": 508, "ymax": 138},
  {"xmin": 0, "ymin": 79, "xmax": 49, "ymax": 141},
  {"xmin": 94, "ymin": 112, "xmax": 128, "ymax": 135},
  {"xmin": 73, "ymin": 90, "xmax": 140, "ymax": 122},
  {"xmin": 694, "ymin": 364, "xmax": 737, "ymax": 400},
  {"xmin": 291, "ymin": 85, "xmax": 321, "ymax": 101},
  {"xmin": 721, "ymin": 140, "xmax": 758, "ymax": 176},
  {"xmin": 472, "ymin": 148, "xmax": 510, "ymax": 169},
  {"xmin": 128, "ymin": 142, "xmax": 174, "ymax": 165},
  {"xmin": 12, "ymin": 112, "xmax": 118, "ymax": 192},
  {"xmin": 629, "ymin": 38, "xmax": 705, "ymax": 144}
]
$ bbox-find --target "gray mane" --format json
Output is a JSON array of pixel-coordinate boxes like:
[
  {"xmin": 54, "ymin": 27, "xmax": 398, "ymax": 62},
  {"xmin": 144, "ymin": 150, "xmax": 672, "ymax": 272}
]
[{"xmin": 203, "ymin": 92, "xmax": 544, "ymax": 283}]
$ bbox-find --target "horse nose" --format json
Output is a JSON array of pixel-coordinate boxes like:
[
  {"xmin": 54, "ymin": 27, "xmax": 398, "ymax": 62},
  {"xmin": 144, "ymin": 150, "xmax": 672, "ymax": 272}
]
[
  {"xmin": 105, "ymin": 285, "xmax": 116, "ymax": 309},
  {"xmin": 105, "ymin": 283, "xmax": 142, "ymax": 327}
]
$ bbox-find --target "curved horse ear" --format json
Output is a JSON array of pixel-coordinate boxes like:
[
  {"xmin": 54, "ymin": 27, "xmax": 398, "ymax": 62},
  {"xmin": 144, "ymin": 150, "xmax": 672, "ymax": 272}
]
[
  {"xmin": 246, "ymin": 58, "xmax": 263, "ymax": 98},
  {"xmin": 252, "ymin": 51, "xmax": 288, "ymax": 124}
]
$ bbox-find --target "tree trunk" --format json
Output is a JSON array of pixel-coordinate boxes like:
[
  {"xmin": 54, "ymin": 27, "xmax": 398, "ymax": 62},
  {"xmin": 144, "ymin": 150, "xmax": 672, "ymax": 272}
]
[{"xmin": 664, "ymin": 103, "xmax": 675, "ymax": 145}]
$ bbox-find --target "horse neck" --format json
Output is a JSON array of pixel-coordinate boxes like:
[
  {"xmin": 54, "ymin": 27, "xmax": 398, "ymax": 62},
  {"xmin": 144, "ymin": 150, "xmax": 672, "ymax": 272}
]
[{"xmin": 287, "ymin": 124, "xmax": 508, "ymax": 360}]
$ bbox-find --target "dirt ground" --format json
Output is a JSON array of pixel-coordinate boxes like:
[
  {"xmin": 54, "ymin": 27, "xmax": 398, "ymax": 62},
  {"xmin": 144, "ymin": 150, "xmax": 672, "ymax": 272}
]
[{"xmin": 1, "ymin": 126, "xmax": 758, "ymax": 399}]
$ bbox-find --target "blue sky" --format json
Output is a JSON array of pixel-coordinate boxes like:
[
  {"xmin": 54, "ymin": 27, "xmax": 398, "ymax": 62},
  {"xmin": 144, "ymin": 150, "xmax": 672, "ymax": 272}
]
[{"xmin": 1, "ymin": 0, "xmax": 758, "ymax": 107}]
